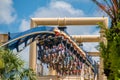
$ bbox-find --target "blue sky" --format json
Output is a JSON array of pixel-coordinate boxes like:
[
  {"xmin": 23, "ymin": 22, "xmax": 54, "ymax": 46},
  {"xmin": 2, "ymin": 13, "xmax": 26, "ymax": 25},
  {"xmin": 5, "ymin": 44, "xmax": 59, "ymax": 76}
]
[
  {"xmin": 0, "ymin": 0, "xmax": 108, "ymax": 33},
  {"xmin": 0, "ymin": 0, "xmax": 108, "ymax": 65}
]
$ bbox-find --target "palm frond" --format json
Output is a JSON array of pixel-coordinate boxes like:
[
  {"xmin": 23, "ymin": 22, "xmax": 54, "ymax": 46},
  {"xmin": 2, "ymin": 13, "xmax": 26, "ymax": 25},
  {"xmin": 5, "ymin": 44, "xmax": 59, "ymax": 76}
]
[
  {"xmin": 112, "ymin": 0, "xmax": 118, "ymax": 12},
  {"xmin": 92, "ymin": 0, "xmax": 114, "ymax": 19}
]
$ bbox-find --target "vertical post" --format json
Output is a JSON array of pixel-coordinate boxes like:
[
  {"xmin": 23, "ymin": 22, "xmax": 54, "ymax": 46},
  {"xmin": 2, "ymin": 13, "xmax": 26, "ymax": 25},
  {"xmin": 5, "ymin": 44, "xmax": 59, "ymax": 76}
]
[
  {"xmin": 29, "ymin": 20, "xmax": 37, "ymax": 72},
  {"xmin": 81, "ymin": 63, "xmax": 85, "ymax": 80},
  {"xmin": 89, "ymin": 67, "xmax": 91, "ymax": 80},
  {"xmin": 99, "ymin": 18, "xmax": 108, "ymax": 80}
]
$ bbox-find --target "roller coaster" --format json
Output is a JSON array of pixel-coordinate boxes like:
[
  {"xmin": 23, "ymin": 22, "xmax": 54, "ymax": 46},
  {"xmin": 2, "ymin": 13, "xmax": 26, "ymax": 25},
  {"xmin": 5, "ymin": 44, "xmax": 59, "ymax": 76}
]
[
  {"xmin": 0, "ymin": 17, "xmax": 108, "ymax": 80},
  {"xmin": 0, "ymin": 26, "xmax": 97, "ymax": 79}
]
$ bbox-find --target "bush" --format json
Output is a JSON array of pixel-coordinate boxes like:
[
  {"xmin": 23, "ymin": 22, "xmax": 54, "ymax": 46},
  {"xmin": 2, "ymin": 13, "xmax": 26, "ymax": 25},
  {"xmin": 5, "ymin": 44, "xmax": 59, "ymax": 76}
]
[
  {"xmin": 100, "ymin": 22, "xmax": 120, "ymax": 80},
  {"xmin": 0, "ymin": 48, "xmax": 36, "ymax": 80}
]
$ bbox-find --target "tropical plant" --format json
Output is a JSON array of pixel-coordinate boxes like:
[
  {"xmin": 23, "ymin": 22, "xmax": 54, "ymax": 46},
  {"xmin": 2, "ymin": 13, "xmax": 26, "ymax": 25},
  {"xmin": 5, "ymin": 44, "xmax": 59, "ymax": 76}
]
[
  {"xmin": 0, "ymin": 48, "xmax": 36, "ymax": 80},
  {"xmin": 92, "ymin": 0, "xmax": 120, "ymax": 80},
  {"xmin": 99, "ymin": 22, "xmax": 120, "ymax": 80},
  {"xmin": 92, "ymin": 0, "xmax": 120, "ymax": 27}
]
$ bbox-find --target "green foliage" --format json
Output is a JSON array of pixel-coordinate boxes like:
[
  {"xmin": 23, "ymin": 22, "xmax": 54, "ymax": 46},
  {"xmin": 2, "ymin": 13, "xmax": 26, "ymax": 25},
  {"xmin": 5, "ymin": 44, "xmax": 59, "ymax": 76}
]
[
  {"xmin": 0, "ymin": 48, "xmax": 36, "ymax": 80},
  {"xmin": 92, "ymin": 0, "xmax": 120, "ymax": 79},
  {"xmin": 99, "ymin": 22, "xmax": 120, "ymax": 80}
]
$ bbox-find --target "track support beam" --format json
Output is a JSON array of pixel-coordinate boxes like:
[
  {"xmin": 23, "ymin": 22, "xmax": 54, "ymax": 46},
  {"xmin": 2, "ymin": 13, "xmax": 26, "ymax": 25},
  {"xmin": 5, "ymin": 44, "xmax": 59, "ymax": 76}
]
[{"xmin": 71, "ymin": 35, "xmax": 100, "ymax": 42}]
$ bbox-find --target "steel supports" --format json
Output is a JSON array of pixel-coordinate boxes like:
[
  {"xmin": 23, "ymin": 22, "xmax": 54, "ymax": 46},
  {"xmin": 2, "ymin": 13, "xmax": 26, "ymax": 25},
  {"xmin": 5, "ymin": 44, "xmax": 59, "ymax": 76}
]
[
  {"xmin": 88, "ymin": 52, "xmax": 100, "ymax": 56},
  {"xmin": 71, "ymin": 35, "xmax": 100, "ymax": 56},
  {"xmin": 29, "ymin": 21, "xmax": 37, "ymax": 71},
  {"xmin": 31, "ymin": 17, "xmax": 107, "ymax": 26},
  {"xmin": 71, "ymin": 35, "xmax": 100, "ymax": 42},
  {"xmin": 29, "ymin": 17, "xmax": 108, "ymax": 80},
  {"xmin": 99, "ymin": 17, "xmax": 108, "ymax": 80}
]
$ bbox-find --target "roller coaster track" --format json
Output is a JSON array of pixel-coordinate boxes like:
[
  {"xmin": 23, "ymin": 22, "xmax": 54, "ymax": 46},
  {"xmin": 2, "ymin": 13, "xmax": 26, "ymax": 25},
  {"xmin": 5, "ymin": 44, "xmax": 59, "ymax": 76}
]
[
  {"xmin": 0, "ymin": 26, "xmax": 98, "ymax": 77},
  {"xmin": 0, "ymin": 26, "xmax": 54, "ymax": 51}
]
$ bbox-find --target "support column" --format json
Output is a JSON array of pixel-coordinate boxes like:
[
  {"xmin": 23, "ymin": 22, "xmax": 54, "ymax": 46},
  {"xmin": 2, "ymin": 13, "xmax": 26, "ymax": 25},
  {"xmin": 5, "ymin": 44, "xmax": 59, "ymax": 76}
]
[
  {"xmin": 99, "ymin": 30, "xmax": 104, "ymax": 80},
  {"xmin": 29, "ymin": 41, "xmax": 37, "ymax": 71},
  {"xmin": 89, "ymin": 67, "xmax": 91, "ymax": 80},
  {"xmin": 99, "ymin": 57, "xmax": 104, "ymax": 80},
  {"xmin": 29, "ymin": 20, "xmax": 37, "ymax": 72},
  {"xmin": 81, "ymin": 64, "xmax": 85, "ymax": 80},
  {"xmin": 99, "ymin": 18, "xmax": 108, "ymax": 80}
]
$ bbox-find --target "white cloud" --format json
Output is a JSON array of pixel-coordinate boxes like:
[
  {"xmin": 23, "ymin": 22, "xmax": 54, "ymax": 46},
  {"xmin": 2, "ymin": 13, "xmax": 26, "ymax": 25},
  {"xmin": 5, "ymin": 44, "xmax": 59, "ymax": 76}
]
[
  {"xmin": 19, "ymin": 19, "xmax": 30, "ymax": 31},
  {"xmin": 0, "ymin": 0, "xmax": 16, "ymax": 24},
  {"xmin": 32, "ymin": 1, "xmax": 84, "ymax": 18},
  {"xmin": 19, "ymin": 1, "xmax": 85, "ymax": 31}
]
